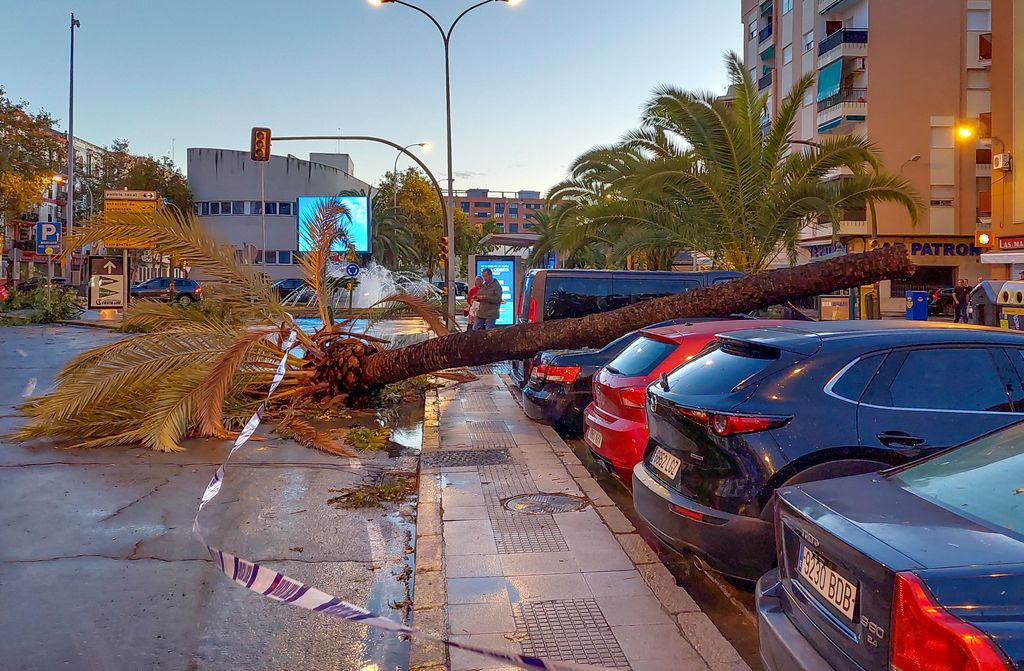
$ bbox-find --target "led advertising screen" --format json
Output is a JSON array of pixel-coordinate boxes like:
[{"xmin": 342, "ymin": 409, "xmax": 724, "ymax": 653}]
[
  {"xmin": 297, "ymin": 195, "xmax": 371, "ymax": 254},
  {"xmin": 474, "ymin": 256, "xmax": 516, "ymax": 326}
]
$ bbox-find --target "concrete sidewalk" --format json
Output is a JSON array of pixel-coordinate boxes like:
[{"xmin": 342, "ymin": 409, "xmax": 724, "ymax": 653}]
[{"xmin": 411, "ymin": 373, "xmax": 750, "ymax": 671}]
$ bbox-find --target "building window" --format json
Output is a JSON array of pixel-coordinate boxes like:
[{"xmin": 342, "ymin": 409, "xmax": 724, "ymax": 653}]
[
  {"xmin": 279, "ymin": 202, "xmax": 292, "ymax": 216},
  {"xmin": 749, "ymin": 21, "xmax": 757, "ymax": 40},
  {"xmin": 232, "ymin": 201, "xmax": 245, "ymax": 215},
  {"xmin": 495, "ymin": 203, "xmax": 506, "ymax": 214},
  {"xmin": 277, "ymin": 251, "xmax": 292, "ymax": 264},
  {"xmin": 460, "ymin": 201, "xmax": 470, "ymax": 213},
  {"xmin": 802, "ymin": 89, "xmax": 813, "ymax": 107},
  {"xmin": 265, "ymin": 202, "xmax": 277, "ymax": 215},
  {"xmin": 209, "ymin": 202, "xmax": 221, "ymax": 215},
  {"xmin": 509, "ymin": 224, "xmax": 519, "ymax": 233},
  {"xmin": 782, "ymin": 0, "xmax": 792, "ymax": 14},
  {"xmin": 474, "ymin": 211, "xmax": 490, "ymax": 218},
  {"xmin": 220, "ymin": 201, "xmax": 231, "ymax": 214},
  {"xmin": 200, "ymin": 202, "xmax": 210, "ymax": 216},
  {"xmin": 782, "ymin": 43, "xmax": 793, "ymax": 65},
  {"xmin": 803, "ymin": 30, "xmax": 814, "ymax": 53},
  {"xmin": 473, "ymin": 201, "xmax": 491, "ymax": 208},
  {"xmin": 967, "ymin": 9, "xmax": 991, "ymax": 31},
  {"xmin": 193, "ymin": 204, "xmax": 200, "ymax": 216}
]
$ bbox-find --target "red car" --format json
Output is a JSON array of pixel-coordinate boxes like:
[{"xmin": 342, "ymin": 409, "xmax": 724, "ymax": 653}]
[{"xmin": 583, "ymin": 319, "xmax": 795, "ymax": 483}]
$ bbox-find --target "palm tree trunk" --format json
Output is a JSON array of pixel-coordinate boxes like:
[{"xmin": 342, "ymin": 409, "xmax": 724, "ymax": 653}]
[{"xmin": 360, "ymin": 247, "xmax": 914, "ymax": 387}]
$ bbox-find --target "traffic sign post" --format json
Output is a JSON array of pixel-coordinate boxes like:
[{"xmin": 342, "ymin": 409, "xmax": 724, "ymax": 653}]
[
  {"xmin": 88, "ymin": 255, "xmax": 130, "ymax": 310},
  {"xmin": 35, "ymin": 222, "xmax": 61, "ymax": 256},
  {"xmin": 103, "ymin": 190, "xmax": 159, "ymax": 249},
  {"xmin": 345, "ymin": 263, "xmax": 360, "ymax": 278}
]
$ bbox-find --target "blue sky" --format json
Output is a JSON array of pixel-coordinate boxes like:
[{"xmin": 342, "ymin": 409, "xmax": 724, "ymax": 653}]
[{"xmin": 3, "ymin": 0, "xmax": 741, "ymax": 193}]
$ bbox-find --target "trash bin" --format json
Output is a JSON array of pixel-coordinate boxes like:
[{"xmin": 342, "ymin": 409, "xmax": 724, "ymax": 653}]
[
  {"xmin": 972, "ymin": 280, "xmax": 1024, "ymax": 330},
  {"xmin": 905, "ymin": 291, "xmax": 929, "ymax": 321}
]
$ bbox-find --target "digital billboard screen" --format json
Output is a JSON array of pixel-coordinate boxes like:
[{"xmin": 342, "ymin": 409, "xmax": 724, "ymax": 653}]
[
  {"xmin": 297, "ymin": 195, "xmax": 370, "ymax": 254},
  {"xmin": 474, "ymin": 256, "xmax": 516, "ymax": 326}
]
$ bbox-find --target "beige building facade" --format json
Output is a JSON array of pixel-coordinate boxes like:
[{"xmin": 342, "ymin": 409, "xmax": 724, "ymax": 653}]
[{"xmin": 742, "ymin": 0, "xmax": 994, "ymax": 311}]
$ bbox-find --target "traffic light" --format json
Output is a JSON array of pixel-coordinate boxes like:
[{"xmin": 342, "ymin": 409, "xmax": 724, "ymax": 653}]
[
  {"xmin": 250, "ymin": 127, "xmax": 271, "ymax": 162},
  {"xmin": 437, "ymin": 236, "xmax": 449, "ymax": 263},
  {"xmin": 976, "ymin": 231, "xmax": 993, "ymax": 248}
]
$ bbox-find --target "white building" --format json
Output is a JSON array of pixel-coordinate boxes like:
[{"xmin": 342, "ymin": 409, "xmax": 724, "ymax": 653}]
[{"xmin": 186, "ymin": 148, "xmax": 372, "ymax": 282}]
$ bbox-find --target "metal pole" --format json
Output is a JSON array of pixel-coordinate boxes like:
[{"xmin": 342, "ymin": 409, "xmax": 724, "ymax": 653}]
[
  {"xmin": 443, "ymin": 39, "xmax": 456, "ymax": 328},
  {"xmin": 65, "ymin": 13, "xmax": 79, "ymax": 282},
  {"xmin": 123, "ymin": 248, "xmax": 129, "ymax": 312},
  {"xmin": 260, "ymin": 161, "xmax": 266, "ymax": 273}
]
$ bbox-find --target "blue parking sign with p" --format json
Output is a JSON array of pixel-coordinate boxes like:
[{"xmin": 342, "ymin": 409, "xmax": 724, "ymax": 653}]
[{"xmin": 36, "ymin": 222, "xmax": 61, "ymax": 255}]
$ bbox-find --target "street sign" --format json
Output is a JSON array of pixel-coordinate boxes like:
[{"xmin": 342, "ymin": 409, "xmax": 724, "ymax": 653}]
[
  {"xmin": 103, "ymin": 194, "xmax": 158, "ymax": 249},
  {"xmin": 345, "ymin": 263, "xmax": 360, "ymax": 277},
  {"xmin": 103, "ymin": 190, "xmax": 158, "ymax": 201},
  {"xmin": 88, "ymin": 255, "xmax": 129, "ymax": 309},
  {"xmin": 35, "ymin": 222, "xmax": 61, "ymax": 255}
]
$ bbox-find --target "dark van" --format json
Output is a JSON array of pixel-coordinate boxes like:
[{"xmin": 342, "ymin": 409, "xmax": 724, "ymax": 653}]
[{"xmin": 517, "ymin": 269, "xmax": 744, "ymax": 324}]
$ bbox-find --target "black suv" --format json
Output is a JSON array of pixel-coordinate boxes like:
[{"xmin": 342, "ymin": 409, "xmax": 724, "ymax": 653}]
[{"xmin": 633, "ymin": 321, "xmax": 1024, "ymax": 581}]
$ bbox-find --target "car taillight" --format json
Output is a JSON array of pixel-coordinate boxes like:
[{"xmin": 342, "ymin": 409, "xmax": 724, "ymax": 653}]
[
  {"xmin": 676, "ymin": 408, "xmax": 790, "ymax": 436},
  {"xmin": 195, "ymin": 286, "xmax": 203, "ymax": 294},
  {"xmin": 540, "ymin": 365, "xmax": 580, "ymax": 384},
  {"xmin": 891, "ymin": 572, "xmax": 1011, "ymax": 671},
  {"xmin": 620, "ymin": 386, "xmax": 646, "ymax": 409},
  {"xmin": 527, "ymin": 297, "xmax": 537, "ymax": 323}
]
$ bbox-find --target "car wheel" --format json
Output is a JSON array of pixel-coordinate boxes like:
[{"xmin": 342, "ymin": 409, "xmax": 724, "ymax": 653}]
[{"xmin": 178, "ymin": 294, "xmax": 193, "ymax": 306}]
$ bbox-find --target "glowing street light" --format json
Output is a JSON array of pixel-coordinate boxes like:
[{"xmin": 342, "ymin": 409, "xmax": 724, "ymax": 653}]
[
  {"xmin": 956, "ymin": 124, "xmax": 976, "ymax": 140},
  {"xmin": 393, "ymin": 141, "xmax": 433, "ymax": 207}
]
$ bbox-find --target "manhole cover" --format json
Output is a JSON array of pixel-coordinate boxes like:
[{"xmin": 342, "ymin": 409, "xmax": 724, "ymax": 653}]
[
  {"xmin": 503, "ymin": 493, "xmax": 589, "ymax": 514},
  {"xmin": 423, "ymin": 449, "xmax": 511, "ymax": 467}
]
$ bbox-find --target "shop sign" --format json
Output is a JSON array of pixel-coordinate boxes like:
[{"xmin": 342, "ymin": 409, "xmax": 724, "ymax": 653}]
[
  {"xmin": 999, "ymin": 236, "xmax": 1024, "ymax": 251},
  {"xmin": 808, "ymin": 241, "xmax": 846, "ymax": 259},
  {"xmin": 880, "ymin": 241, "xmax": 983, "ymax": 257}
]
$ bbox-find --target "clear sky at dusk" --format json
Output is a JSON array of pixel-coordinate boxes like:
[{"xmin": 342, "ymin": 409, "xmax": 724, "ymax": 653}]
[{"xmin": 2, "ymin": 0, "xmax": 742, "ymax": 193}]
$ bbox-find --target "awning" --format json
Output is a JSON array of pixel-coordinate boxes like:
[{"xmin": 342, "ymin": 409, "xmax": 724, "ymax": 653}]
[
  {"xmin": 816, "ymin": 59, "xmax": 843, "ymax": 102},
  {"xmin": 817, "ymin": 117, "xmax": 843, "ymax": 133},
  {"xmin": 981, "ymin": 252, "xmax": 1024, "ymax": 264}
]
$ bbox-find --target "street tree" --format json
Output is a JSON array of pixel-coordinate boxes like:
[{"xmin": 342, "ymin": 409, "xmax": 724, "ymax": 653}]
[
  {"xmin": 14, "ymin": 207, "xmax": 915, "ymax": 452},
  {"xmin": 0, "ymin": 87, "xmax": 63, "ymax": 227},
  {"xmin": 85, "ymin": 139, "xmax": 192, "ymax": 216}
]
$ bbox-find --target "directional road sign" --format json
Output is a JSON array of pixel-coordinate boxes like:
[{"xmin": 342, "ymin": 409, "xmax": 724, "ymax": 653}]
[
  {"xmin": 88, "ymin": 256, "xmax": 129, "ymax": 309},
  {"xmin": 345, "ymin": 263, "xmax": 360, "ymax": 277},
  {"xmin": 36, "ymin": 222, "xmax": 61, "ymax": 256}
]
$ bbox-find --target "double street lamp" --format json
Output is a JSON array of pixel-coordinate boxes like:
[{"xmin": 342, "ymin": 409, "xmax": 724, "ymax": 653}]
[{"xmin": 369, "ymin": 0, "xmax": 522, "ymax": 326}]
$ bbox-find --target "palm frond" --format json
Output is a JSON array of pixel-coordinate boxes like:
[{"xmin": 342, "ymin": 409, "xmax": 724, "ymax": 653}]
[
  {"xmin": 196, "ymin": 327, "xmax": 281, "ymax": 439},
  {"xmin": 371, "ymin": 292, "xmax": 450, "ymax": 337}
]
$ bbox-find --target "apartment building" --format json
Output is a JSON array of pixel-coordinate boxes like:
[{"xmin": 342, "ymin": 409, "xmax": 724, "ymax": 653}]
[
  {"xmin": 449, "ymin": 189, "xmax": 545, "ymax": 234},
  {"xmin": 743, "ymin": 0, "xmax": 993, "ymax": 311}
]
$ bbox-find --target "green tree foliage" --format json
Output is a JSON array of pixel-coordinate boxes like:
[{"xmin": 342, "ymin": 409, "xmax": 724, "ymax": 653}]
[
  {"xmin": 548, "ymin": 53, "xmax": 921, "ymax": 273},
  {"xmin": 0, "ymin": 86, "xmax": 62, "ymax": 223},
  {"xmin": 85, "ymin": 139, "xmax": 192, "ymax": 217}
]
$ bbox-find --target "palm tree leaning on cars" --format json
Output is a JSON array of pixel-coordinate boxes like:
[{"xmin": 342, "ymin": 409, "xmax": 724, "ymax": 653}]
[{"xmin": 546, "ymin": 52, "xmax": 921, "ymax": 273}]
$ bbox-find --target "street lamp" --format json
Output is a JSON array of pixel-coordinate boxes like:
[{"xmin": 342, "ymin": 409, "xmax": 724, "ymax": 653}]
[
  {"xmin": 393, "ymin": 142, "xmax": 432, "ymax": 209},
  {"xmin": 65, "ymin": 12, "xmax": 81, "ymax": 282},
  {"xmin": 370, "ymin": 0, "xmax": 521, "ymax": 327}
]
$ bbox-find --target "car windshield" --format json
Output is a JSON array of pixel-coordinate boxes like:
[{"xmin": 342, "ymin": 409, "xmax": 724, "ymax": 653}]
[
  {"xmin": 606, "ymin": 336, "xmax": 677, "ymax": 377},
  {"xmin": 891, "ymin": 421, "xmax": 1024, "ymax": 537}
]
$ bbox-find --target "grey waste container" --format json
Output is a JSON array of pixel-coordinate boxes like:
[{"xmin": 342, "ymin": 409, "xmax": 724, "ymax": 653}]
[{"xmin": 905, "ymin": 291, "xmax": 928, "ymax": 321}]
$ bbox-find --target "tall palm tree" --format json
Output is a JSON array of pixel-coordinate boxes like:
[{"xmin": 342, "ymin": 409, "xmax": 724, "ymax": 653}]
[{"xmin": 549, "ymin": 52, "xmax": 921, "ymax": 273}]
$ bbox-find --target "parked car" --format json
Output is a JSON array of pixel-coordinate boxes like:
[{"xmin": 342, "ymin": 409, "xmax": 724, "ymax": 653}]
[
  {"xmin": 757, "ymin": 422, "xmax": 1024, "ymax": 671},
  {"xmin": 928, "ymin": 286, "xmax": 955, "ymax": 316},
  {"xmin": 270, "ymin": 278, "xmax": 308, "ymax": 300},
  {"xmin": 584, "ymin": 320, "xmax": 795, "ymax": 483},
  {"xmin": 16, "ymin": 277, "xmax": 68, "ymax": 292},
  {"xmin": 130, "ymin": 277, "xmax": 203, "ymax": 305},
  {"xmin": 433, "ymin": 280, "xmax": 468, "ymax": 296},
  {"xmin": 633, "ymin": 321, "xmax": 1024, "ymax": 581}
]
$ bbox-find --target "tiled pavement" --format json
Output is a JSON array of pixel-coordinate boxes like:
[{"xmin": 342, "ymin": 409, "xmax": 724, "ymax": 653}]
[{"xmin": 410, "ymin": 373, "xmax": 751, "ymax": 671}]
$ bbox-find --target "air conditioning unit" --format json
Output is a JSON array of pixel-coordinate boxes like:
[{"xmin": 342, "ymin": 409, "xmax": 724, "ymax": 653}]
[
  {"xmin": 851, "ymin": 57, "xmax": 866, "ymax": 72},
  {"xmin": 994, "ymin": 152, "xmax": 1013, "ymax": 171}
]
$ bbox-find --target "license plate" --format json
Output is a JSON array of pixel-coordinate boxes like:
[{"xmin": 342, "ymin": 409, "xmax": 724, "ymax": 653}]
[
  {"xmin": 586, "ymin": 427, "xmax": 603, "ymax": 448},
  {"xmin": 650, "ymin": 446, "xmax": 681, "ymax": 480},
  {"xmin": 799, "ymin": 545, "xmax": 857, "ymax": 621}
]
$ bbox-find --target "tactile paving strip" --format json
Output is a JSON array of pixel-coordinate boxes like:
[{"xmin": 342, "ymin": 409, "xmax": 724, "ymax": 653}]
[
  {"xmin": 422, "ymin": 449, "xmax": 512, "ymax": 467},
  {"xmin": 513, "ymin": 599, "xmax": 631, "ymax": 669},
  {"xmin": 493, "ymin": 515, "xmax": 569, "ymax": 553},
  {"xmin": 459, "ymin": 393, "xmax": 500, "ymax": 413}
]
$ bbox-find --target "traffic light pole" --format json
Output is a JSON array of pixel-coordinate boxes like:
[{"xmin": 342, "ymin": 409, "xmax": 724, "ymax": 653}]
[{"xmin": 260, "ymin": 162, "xmax": 266, "ymax": 273}]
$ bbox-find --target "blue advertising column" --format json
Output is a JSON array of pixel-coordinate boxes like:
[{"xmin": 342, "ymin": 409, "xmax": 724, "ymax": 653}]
[{"xmin": 473, "ymin": 255, "xmax": 518, "ymax": 326}]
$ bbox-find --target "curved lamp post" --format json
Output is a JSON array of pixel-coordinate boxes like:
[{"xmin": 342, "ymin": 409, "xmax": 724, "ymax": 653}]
[
  {"xmin": 393, "ymin": 142, "xmax": 432, "ymax": 208},
  {"xmin": 369, "ymin": 0, "xmax": 522, "ymax": 326}
]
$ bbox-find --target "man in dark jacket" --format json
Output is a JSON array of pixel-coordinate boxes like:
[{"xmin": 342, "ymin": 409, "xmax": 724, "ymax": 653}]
[
  {"xmin": 473, "ymin": 268, "xmax": 503, "ymax": 330},
  {"xmin": 952, "ymin": 278, "xmax": 971, "ymax": 323}
]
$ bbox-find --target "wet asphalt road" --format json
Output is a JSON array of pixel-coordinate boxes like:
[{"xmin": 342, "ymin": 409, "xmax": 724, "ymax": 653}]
[{"xmin": 0, "ymin": 324, "xmax": 418, "ymax": 671}]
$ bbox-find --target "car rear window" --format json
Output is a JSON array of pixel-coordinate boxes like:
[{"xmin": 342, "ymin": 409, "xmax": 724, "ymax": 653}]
[
  {"xmin": 892, "ymin": 422, "xmax": 1024, "ymax": 537},
  {"xmin": 606, "ymin": 336, "xmax": 678, "ymax": 377},
  {"xmin": 665, "ymin": 342, "xmax": 778, "ymax": 395},
  {"xmin": 544, "ymin": 276, "xmax": 612, "ymax": 319}
]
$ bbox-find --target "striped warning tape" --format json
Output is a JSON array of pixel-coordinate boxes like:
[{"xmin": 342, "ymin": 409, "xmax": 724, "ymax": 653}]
[{"xmin": 192, "ymin": 331, "xmax": 613, "ymax": 670}]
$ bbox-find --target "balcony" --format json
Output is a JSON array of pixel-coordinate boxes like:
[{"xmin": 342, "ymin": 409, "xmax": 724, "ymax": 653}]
[
  {"xmin": 819, "ymin": 0, "xmax": 853, "ymax": 14},
  {"xmin": 758, "ymin": 69, "xmax": 773, "ymax": 91},
  {"xmin": 760, "ymin": 0, "xmax": 773, "ymax": 15},
  {"xmin": 798, "ymin": 207, "xmax": 870, "ymax": 241},
  {"xmin": 817, "ymin": 29, "xmax": 868, "ymax": 66},
  {"xmin": 817, "ymin": 88, "xmax": 867, "ymax": 134},
  {"xmin": 759, "ymin": 23, "xmax": 773, "ymax": 43}
]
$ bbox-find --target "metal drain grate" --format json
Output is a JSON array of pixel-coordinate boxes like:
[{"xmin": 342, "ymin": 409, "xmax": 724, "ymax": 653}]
[
  {"xmin": 493, "ymin": 515, "xmax": 570, "ymax": 553},
  {"xmin": 513, "ymin": 599, "xmax": 631, "ymax": 669},
  {"xmin": 504, "ymin": 493, "xmax": 589, "ymax": 515},
  {"xmin": 422, "ymin": 449, "xmax": 512, "ymax": 467}
]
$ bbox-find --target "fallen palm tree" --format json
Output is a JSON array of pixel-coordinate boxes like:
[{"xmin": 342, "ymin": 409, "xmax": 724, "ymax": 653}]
[{"xmin": 14, "ymin": 207, "xmax": 914, "ymax": 452}]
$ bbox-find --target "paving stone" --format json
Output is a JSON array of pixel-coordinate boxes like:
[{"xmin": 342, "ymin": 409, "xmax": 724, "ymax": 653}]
[
  {"xmin": 444, "ymin": 520, "xmax": 497, "ymax": 556},
  {"xmin": 446, "ymin": 577, "xmax": 510, "ymax": 605},
  {"xmin": 616, "ymin": 533, "xmax": 660, "ymax": 565},
  {"xmin": 413, "ymin": 571, "xmax": 445, "ymax": 609},
  {"xmin": 445, "ymin": 554, "xmax": 503, "ymax": 578},
  {"xmin": 583, "ymin": 570, "xmax": 654, "ymax": 597},
  {"xmin": 498, "ymin": 551, "xmax": 579, "ymax": 576},
  {"xmin": 449, "ymin": 633, "xmax": 523, "ymax": 671},
  {"xmin": 637, "ymin": 562, "xmax": 701, "ymax": 614},
  {"xmin": 596, "ymin": 505, "xmax": 636, "ymax": 534},
  {"xmin": 449, "ymin": 602, "xmax": 515, "ymax": 635},
  {"xmin": 417, "ymin": 534, "xmax": 443, "ymax": 573},
  {"xmin": 567, "ymin": 464, "xmax": 592, "ymax": 480},
  {"xmin": 612, "ymin": 623, "xmax": 703, "ymax": 666},
  {"xmin": 575, "ymin": 475, "xmax": 615, "ymax": 507},
  {"xmin": 443, "ymin": 505, "xmax": 489, "ymax": 521},
  {"xmin": 676, "ymin": 612, "xmax": 751, "ymax": 670},
  {"xmin": 506, "ymin": 573, "xmax": 592, "ymax": 602},
  {"xmin": 442, "ymin": 487, "xmax": 487, "ymax": 508},
  {"xmin": 596, "ymin": 593, "xmax": 673, "ymax": 626}
]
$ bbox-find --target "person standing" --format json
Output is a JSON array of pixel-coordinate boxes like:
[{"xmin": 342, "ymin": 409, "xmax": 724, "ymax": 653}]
[
  {"xmin": 473, "ymin": 268, "xmax": 502, "ymax": 331},
  {"xmin": 952, "ymin": 278, "xmax": 971, "ymax": 324},
  {"xmin": 466, "ymin": 275, "xmax": 483, "ymax": 329}
]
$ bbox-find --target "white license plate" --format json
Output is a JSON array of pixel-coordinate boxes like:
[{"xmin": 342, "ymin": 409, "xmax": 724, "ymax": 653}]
[
  {"xmin": 586, "ymin": 427, "xmax": 603, "ymax": 448},
  {"xmin": 799, "ymin": 545, "xmax": 857, "ymax": 621},
  {"xmin": 650, "ymin": 446, "xmax": 681, "ymax": 480}
]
